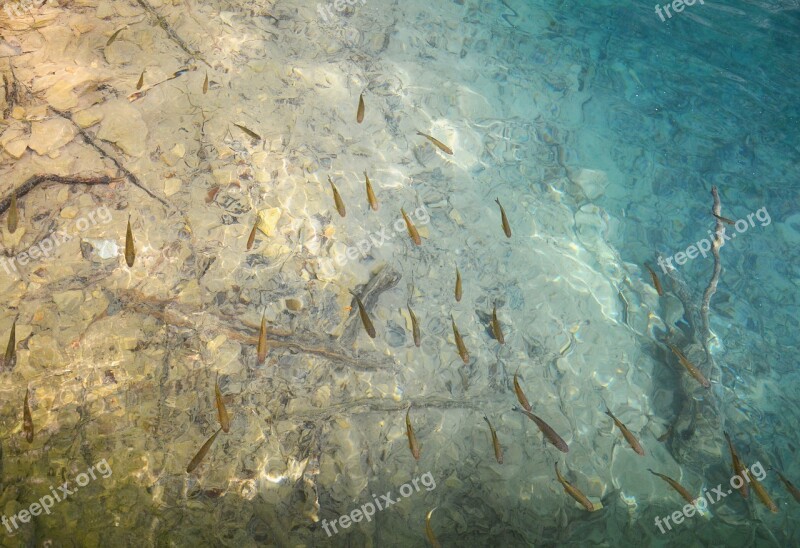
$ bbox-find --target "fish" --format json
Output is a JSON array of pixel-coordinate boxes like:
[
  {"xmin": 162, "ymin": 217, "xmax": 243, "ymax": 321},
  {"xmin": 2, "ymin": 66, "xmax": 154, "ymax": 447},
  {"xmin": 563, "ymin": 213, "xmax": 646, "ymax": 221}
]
[
  {"xmin": 774, "ymin": 469, "xmax": 800, "ymax": 503},
  {"xmin": 234, "ymin": 123, "xmax": 261, "ymax": 141},
  {"xmin": 483, "ymin": 415, "xmax": 503, "ymax": 464},
  {"xmin": 328, "ymin": 176, "xmax": 346, "ymax": 218},
  {"xmin": 513, "ymin": 374, "xmax": 531, "ymax": 412},
  {"xmin": 401, "ymin": 208, "xmax": 421, "ymax": 245},
  {"xmin": 657, "ymin": 418, "xmax": 676, "ymax": 443},
  {"xmin": 4, "ymin": 320, "xmax": 16, "ymax": 369},
  {"xmin": 106, "ymin": 26, "xmax": 126, "ymax": 46},
  {"xmin": 364, "ymin": 171, "xmax": 378, "ymax": 211},
  {"xmin": 416, "ymin": 131, "xmax": 453, "ymax": 155},
  {"xmin": 257, "ymin": 312, "xmax": 268, "ymax": 364},
  {"xmin": 136, "ymin": 70, "xmax": 145, "ymax": 91},
  {"xmin": 125, "ymin": 215, "xmax": 135, "ymax": 267},
  {"xmin": 8, "ymin": 193, "xmax": 18, "ymax": 233},
  {"xmin": 405, "ymin": 406, "xmax": 420, "ymax": 460},
  {"xmin": 350, "ymin": 290, "xmax": 376, "ymax": 339},
  {"xmin": 713, "ymin": 213, "xmax": 735, "ymax": 225},
  {"xmin": 605, "ymin": 407, "xmax": 645, "ymax": 456},
  {"xmin": 425, "ymin": 507, "xmax": 440, "ymax": 548},
  {"xmin": 648, "ymin": 469, "xmax": 695, "ymax": 504},
  {"xmin": 512, "ymin": 406, "xmax": 569, "ymax": 453},
  {"xmin": 247, "ymin": 219, "xmax": 258, "ymax": 250},
  {"xmin": 495, "ymin": 198, "xmax": 511, "ymax": 238},
  {"xmin": 555, "ymin": 462, "xmax": 594, "ymax": 511},
  {"xmin": 455, "ymin": 268, "xmax": 462, "ymax": 302},
  {"xmin": 667, "ymin": 344, "xmax": 711, "ymax": 389},
  {"xmin": 215, "ymin": 379, "xmax": 230, "ymax": 433},
  {"xmin": 186, "ymin": 427, "xmax": 222, "ymax": 473},
  {"xmin": 356, "ymin": 92, "xmax": 365, "ymax": 123},
  {"xmin": 203, "ymin": 71, "xmax": 208, "ymax": 94},
  {"xmin": 451, "ymin": 315, "xmax": 469, "ymax": 364},
  {"xmin": 750, "ymin": 473, "xmax": 779, "ymax": 513},
  {"xmin": 23, "ymin": 388, "xmax": 33, "ymax": 443},
  {"xmin": 491, "ymin": 302, "xmax": 505, "ymax": 344},
  {"xmin": 645, "ymin": 264, "xmax": 663, "ymax": 296},
  {"xmin": 408, "ymin": 303, "xmax": 421, "ymax": 347},
  {"xmin": 723, "ymin": 431, "xmax": 748, "ymax": 499}
]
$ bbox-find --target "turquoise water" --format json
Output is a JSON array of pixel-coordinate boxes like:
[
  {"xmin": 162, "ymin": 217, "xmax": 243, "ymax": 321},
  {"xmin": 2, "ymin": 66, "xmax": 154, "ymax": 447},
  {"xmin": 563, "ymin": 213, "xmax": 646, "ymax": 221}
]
[{"xmin": 0, "ymin": 0, "xmax": 798, "ymax": 546}]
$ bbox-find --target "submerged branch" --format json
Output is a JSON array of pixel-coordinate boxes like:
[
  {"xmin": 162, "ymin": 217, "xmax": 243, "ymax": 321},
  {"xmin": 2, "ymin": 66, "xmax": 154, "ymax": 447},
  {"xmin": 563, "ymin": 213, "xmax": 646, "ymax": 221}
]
[
  {"xmin": 117, "ymin": 289, "xmax": 398, "ymax": 372},
  {"xmin": 50, "ymin": 107, "xmax": 174, "ymax": 211},
  {"xmin": 701, "ymin": 186, "xmax": 723, "ymax": 363},
  {"xmin": 0, "ymin": 174, "xmax": 116, "ymax": 214}
]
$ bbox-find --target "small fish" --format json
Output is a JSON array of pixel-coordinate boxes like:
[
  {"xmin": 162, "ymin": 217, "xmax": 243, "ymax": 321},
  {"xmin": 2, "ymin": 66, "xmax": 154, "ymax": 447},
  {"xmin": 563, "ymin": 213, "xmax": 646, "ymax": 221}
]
[
  {"xmin": 203, "ymin": 71, "xmax": 209, "ymax": 94},
  {"xmin": 495, "ymin": 198, "xmax": 511, "ymax": 238},
  {"xmin": 257, "ymin": 312, "xmax": 268, "ymax": 364},
  {"xmin": 713, "ymin": 212, "xmax": 735, "ymax": 225},
  {"xmin": 247, "ymin": 218, "xmax": 258, "ymax": 250},
  {"xmin": 774, "ymin": 469, "xmax": 800, "ymax": 503},
  {"xmin": 186, "ymin": 427, "xmax": 222, "ymax": 473},
  {"xmin": 206, "ymin": 186, "xmax": 221, "ymax": 204},
  {"xmin": 23, "ymin": 388, "xmax": 33, "ymax": 443},
  {"xmin": 750, "ymin": 473, "xmax": 779, "ymax": 513},
  {"xmin": 668, "ymin": 344, "xmax": 711, "ymax": 389},
  {"xmin": 125, "ymin": 215, "xmax": 135, "ymax": 267},
  {"xmin": 491, "ymin": 302, "xmax": 505, "ymax": 344},
  {"xmin": 328, "ymin": 176, "xmax": 346, "ymax": 217},
  {"xmin": 723, "ymin": 431, "xmax": 748, "ymax": 499},
  {"xmin": 648, "ymin": 469, "xmax": 695, "ymax": 504},
  {"xmin": 425, "ymin": 507, "xmax": 440, "ymax": 548},
  {"xmin": 657, "ymin": 421, "xmax": 675, "ymax": 443},
  {"xmin": 406, "ymin": 406, "xmax": 420, "ymax": 460},
  {"xmin": 483, "ymin": 415, "xmax": 503, "ymax": 464},
  {"xmin": 645, "ymin": 264, "xmax": 663, "ymax": 296},
  {"xmin": 605, "ymin": 407, "xmax": 645, "ymax": 456},
  {"xmin": 215, "ymin": 379, "xmax": 230, "ymax": 433},
  {"xmin": 451, "ymin": 315, "xmax": 469, "ymax": 364},
  {"xmin": 401, "ymin": 208, "xmax": 421, "ymax": 245},
  {"xmin": 512, "ymin": 406, "xmax": 569, "ymax": 453},
  {"xmin": 234, "ymin": 123, "xmax": 261, "ymax": 141},
  {"xmin": 555, "ymin": 462, "xmax": 594, "ymax": 511},
  {"xmin": 8, "ymin": 193, "xmax": 18, "ymax": 233},
  {"xmin": 106, "ymin": 26, "xmax": 126, "ymax": 46},
  {"xmin": 356, "ymin": 92, "xmax": 365, "ymax": 123},
  {"xmin": 408, "ymin": 304, "xmax": 421, "ymax": 347},
  {"xmin": 4, "ymin": 320, "xmax": 16, "ymax": 368},
  {"xmin": 350, "ymin": 290, "xmax": 376, "ymax": 339},
  {"xmin": 364, "ymin": 171, "xmax": 378, "ymax": 211},
  {"xmin": 513, "ymin": 374, "xmax": 531, "ymax": 412},
  {"xmin": 416, "ymin": 131, "xmax": 453, "ymax": 155},
  {"xmin": 136, "ymin": 70, "xmax": 145, "ymax": 91},
  {"xmin": 455, "ymin": 268, "xmax": 462, "ymax": 302}
]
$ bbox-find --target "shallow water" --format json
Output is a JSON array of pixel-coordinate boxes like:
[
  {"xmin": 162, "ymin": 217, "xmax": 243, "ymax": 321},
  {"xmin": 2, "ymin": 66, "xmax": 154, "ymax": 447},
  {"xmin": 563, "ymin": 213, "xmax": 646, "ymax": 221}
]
[{"xmin": 0, "ymin": 0, "xmax": 798, "ymax": 546}]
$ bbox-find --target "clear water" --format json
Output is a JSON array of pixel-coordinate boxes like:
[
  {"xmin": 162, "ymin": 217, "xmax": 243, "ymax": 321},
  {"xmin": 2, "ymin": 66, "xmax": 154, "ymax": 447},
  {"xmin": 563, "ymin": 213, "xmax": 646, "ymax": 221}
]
[{"xmin": 1, "ymin": 0, "xmax": 798, "ymax": 546}]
